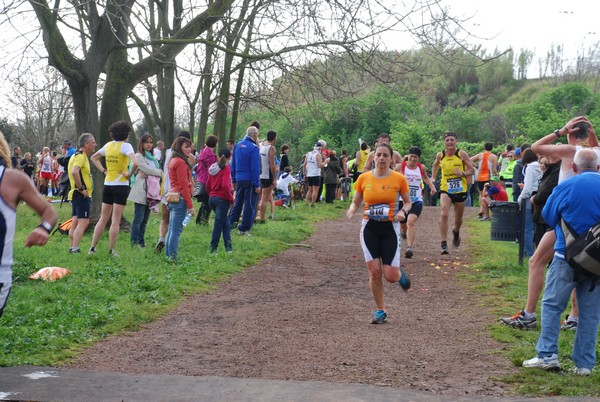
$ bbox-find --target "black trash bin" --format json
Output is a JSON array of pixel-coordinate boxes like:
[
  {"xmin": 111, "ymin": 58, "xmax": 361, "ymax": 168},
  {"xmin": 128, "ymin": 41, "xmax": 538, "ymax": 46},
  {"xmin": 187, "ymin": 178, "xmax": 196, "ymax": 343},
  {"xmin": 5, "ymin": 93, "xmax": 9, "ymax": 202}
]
[{"xmin": 489, "ymin": 201, "xmax": 519, "ymax": 241}]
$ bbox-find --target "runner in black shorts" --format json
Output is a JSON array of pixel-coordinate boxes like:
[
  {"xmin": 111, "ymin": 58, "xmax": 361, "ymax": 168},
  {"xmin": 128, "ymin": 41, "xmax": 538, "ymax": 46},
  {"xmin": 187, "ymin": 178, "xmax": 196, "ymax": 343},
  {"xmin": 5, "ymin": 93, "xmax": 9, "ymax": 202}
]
[
  {"xmin": 431, "ymin": 132, "xmax": 475, "ymax": 255},
  {"xmin": 346, "ymin": 143, "xmax": 412, "ymax": 324}
]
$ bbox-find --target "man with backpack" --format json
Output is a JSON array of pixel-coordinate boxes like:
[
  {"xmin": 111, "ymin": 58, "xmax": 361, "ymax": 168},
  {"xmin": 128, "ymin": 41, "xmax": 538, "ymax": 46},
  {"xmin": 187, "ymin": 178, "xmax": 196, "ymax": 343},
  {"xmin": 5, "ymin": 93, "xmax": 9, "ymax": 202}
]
[
  {"xmin": 67, "ymin": 133, "xmax": 97, "ymax": 254},
  {"xmin": 523, "ymin": 148, "xmax": 600, "ymax": 375}
]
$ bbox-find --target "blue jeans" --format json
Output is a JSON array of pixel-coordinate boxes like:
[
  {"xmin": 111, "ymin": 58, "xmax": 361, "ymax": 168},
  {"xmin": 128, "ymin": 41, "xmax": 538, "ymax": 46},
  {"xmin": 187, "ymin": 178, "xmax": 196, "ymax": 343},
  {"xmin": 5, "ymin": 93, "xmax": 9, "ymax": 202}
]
[
  {"xmin": 166, "ymin": 199, "xmax": 187, "ymax": 260},
  {"xmin": 130, "ymin": 202, "xmax": 151, "ymax": 246},
  {"xmin": 536, "ymin": 256, "xmax": 600, "ymax": 369},
  {"xmin": 523, "ymin": 201, "xmax": 534, "ymax": 257},
  {"xmin": 209, "ymin": 196, "xmax": 232, "ymax": 252},
  {"xmin": 228, "ymin": 180, "xmax": 257, "ymax": 233}
]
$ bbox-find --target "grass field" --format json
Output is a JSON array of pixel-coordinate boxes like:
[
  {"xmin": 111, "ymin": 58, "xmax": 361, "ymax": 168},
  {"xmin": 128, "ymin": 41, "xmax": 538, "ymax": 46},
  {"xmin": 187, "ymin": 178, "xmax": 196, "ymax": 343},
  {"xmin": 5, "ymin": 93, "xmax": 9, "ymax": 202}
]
[{"xmin": 1, "ymin": 200, "xmax": 341, "ymax": 366}]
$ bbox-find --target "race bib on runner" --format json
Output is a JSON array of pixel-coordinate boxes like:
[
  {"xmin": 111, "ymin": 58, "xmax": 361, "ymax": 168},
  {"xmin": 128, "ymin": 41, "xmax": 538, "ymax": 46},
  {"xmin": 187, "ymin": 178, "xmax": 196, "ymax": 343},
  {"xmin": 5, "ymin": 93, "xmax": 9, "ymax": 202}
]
[
  {"xmin": 366, "ymin": 203, "xmax": 390, "ymax": 221},
  {"xmin": 409, "ymin": 185, "xmax": 420, "ymax": 202},
  {"xmin": 447, "ymin": 178, "xmax": 463, "ymax": 194}
]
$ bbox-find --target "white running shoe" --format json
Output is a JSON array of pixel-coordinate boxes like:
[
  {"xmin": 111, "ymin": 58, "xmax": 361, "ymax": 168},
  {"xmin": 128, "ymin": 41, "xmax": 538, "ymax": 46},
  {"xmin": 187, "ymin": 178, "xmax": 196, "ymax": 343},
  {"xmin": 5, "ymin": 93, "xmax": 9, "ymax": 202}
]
[{"xmin": 522, "ymin": 354, "xmax": 559, "ymax": 370}]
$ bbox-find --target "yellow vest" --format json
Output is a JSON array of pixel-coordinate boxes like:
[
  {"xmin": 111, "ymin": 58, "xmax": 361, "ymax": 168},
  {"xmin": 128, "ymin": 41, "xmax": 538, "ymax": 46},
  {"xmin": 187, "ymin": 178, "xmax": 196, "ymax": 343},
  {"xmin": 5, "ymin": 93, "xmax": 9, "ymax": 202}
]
[
  {"xmin": 105, "ymin": 141, "xmax": 129, "ymax": 183},
  {"xmin": 439, "ymin": 150, "xmax": 467, "ymax": 194}
]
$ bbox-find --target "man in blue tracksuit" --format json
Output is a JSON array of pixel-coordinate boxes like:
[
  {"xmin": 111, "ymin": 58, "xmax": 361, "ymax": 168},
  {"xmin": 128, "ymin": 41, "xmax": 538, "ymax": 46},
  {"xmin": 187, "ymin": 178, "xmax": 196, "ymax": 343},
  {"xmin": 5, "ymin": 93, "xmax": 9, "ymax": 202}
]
[{"xmin": 228, "ymin": 126, "xmax": 261, "ymax": 234}]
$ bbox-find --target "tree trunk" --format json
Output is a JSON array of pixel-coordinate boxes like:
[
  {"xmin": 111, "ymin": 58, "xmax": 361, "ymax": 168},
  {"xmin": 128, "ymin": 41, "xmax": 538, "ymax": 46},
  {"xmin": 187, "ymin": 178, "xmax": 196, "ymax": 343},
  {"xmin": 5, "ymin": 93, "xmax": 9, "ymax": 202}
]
[
  {"xmin": 229, "ymin": 16, "xmax": 255, "ymax": 141},
  {"xmin": 92, "ymin": 49, "xmax": 134, "ymax": 214},
  {"xmin": 197, "ymin": 34, "xmax": 215, "ymax": 149},
  {"xmin": 212, "ymin": 61, "xmax": 232, "ymax": 146}
]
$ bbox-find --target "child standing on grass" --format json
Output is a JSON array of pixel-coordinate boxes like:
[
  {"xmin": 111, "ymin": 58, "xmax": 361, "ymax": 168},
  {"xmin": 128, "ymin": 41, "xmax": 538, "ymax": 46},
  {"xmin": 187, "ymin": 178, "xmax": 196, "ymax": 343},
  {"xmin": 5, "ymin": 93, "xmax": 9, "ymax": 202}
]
[{"xmin": 206, "ymin": 148, "xmax": 234, "ymax": 253}]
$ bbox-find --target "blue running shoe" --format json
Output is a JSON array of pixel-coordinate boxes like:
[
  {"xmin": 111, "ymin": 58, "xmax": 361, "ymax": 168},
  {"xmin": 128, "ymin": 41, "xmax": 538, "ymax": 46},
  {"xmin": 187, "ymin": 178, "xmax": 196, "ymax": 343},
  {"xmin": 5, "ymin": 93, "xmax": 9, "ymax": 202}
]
[
  {"xmin": 399, "ymin": 267, "xmax": 411, "ymax": 290},
  {"xmin": 371, "ymin": 309, "xmax": 387, "ymax": 324}
]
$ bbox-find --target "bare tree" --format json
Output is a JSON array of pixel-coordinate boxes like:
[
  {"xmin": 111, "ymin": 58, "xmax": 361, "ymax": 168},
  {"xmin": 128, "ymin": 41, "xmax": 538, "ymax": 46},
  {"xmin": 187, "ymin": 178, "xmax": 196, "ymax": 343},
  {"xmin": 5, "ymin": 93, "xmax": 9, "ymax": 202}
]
[{"xmin": 9, "ymin": 66, "xmax": 74, "ymax": 153}]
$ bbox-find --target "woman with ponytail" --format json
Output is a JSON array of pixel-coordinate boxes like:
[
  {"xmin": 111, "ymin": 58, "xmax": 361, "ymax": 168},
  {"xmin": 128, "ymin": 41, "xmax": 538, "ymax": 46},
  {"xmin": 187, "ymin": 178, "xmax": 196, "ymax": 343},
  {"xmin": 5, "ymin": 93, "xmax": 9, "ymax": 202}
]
[{"xmin": 206, "ymin": 148, "xmax": 234, "ymax": 253}]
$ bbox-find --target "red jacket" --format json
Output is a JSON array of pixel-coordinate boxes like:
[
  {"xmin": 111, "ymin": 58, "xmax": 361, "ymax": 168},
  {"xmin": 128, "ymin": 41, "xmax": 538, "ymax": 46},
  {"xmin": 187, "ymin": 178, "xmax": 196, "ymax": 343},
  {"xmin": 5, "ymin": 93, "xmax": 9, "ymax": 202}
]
[
  {"xmin": 206, "ymin": 164, "xmax": 234, "ymax": 204},
  {"xmin": 168, "ymin": 157, "xmax": 193, "ymax": 209}
]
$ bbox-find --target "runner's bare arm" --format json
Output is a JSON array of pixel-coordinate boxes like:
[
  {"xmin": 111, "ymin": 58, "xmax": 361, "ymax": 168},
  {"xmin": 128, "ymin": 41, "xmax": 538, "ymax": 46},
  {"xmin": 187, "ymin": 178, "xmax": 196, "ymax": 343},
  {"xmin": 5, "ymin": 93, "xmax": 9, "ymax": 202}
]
[
  {"xmin": 346, "ymin": 190, "xmax": 364, "ymax": 219},
  {"xmin": 269, "ymin": 146, "xmax": 277, "ymax": 183},
  {"xmin": 431, "ymin": 152, "xmax": 442, "ymax": 180},
  {"xmin": 423, "ymin": 171, "xmax": 437, "ymax": 195},
  {"xmin": 491, "ymin": 154, "xmax": 499, "ymax": 176},
  {"xmin": 90, "ymin": 151, "xmax": 107, "ymax": 175},
  {"xmin": 394, "ymin": 190, "xmax": 412, "ymax": 222},
  {"xmin": 459, "ymin": 151, "xmax": 475, "ymax": 177},
  {"xmin": 4, "ymin": 170, "xmax": 58, "ymax": 247}
]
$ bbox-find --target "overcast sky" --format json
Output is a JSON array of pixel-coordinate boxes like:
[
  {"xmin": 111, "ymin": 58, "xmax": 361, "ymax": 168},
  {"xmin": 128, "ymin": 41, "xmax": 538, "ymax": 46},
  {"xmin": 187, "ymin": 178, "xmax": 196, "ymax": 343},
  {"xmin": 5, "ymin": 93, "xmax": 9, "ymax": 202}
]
[{"xmin": 441, "ymin": 0, "xmax": 598, "ymax": 64}]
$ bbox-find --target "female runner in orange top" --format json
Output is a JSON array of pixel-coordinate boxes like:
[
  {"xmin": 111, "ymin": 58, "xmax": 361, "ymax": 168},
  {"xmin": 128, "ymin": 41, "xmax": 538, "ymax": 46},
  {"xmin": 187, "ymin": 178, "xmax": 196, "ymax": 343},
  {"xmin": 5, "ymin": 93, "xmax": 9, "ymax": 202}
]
[{"xmin": 346, "ymin": 143, "xmax": 411, "ymax": 324}]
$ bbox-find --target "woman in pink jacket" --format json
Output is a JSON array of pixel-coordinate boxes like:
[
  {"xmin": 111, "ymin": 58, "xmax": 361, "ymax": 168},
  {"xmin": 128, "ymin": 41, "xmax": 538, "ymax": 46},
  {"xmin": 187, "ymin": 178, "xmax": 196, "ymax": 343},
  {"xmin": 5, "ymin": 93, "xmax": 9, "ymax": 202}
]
[
  {"xmin": 206, "ymin": 148, "xmax": 234, "ymax": 253},
  {"xmin": 165, "ymin": 136, "xmax": 195, "ymax": 261}
]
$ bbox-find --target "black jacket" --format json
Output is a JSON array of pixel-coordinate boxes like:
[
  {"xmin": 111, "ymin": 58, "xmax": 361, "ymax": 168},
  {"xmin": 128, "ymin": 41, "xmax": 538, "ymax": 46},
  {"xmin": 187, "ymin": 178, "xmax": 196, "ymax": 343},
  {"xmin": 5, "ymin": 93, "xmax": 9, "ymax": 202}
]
[{"xmin": 532, "ymin": 160, "xmax": 561, "ymax": 224}]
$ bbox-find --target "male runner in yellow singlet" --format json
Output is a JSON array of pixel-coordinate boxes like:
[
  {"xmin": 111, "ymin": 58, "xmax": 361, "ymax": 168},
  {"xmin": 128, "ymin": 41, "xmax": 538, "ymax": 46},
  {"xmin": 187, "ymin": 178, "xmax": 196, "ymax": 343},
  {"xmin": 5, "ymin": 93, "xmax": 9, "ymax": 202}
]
[{"xmin": 431, "ymin": 132, "xmax": 475, "ymax": 255}]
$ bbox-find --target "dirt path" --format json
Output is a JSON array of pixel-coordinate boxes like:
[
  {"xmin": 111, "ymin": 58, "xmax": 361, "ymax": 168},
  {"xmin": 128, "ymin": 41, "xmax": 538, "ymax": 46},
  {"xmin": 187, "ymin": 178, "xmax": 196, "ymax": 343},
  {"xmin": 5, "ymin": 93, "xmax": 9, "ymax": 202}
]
[{"xmin": 68, "ymin": 206, "xmax": 516, "ymax": 396}]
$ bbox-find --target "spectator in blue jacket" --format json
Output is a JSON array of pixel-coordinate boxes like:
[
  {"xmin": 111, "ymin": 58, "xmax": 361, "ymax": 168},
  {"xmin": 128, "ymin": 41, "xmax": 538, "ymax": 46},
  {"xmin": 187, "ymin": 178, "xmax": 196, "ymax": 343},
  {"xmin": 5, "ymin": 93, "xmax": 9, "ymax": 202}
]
[{"xmin": 228, "ymin": 126, "xmax": 261, "ymax": 235}]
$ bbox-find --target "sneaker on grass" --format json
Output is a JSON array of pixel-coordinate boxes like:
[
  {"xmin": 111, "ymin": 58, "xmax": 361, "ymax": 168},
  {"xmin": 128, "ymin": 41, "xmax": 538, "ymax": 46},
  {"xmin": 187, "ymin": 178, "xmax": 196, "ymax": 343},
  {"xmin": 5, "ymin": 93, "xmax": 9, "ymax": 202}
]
[
  {"xmin": 522, "ymin": 354, "xmax": 559, "ymax": 370},
  {"xmin": 573, "ymin": 367, "xmax": 591, "ymax": 376},
  {"xmin": 561, "ymin": 315, "xmax": 578, "ymax": 332},
  {"xmin": 371, "ymin": 309, "xmax": 387, "ymax": 324},
  {"xmin": 499, "ymin": 310, "xmax": 537, "ymax": 329}
]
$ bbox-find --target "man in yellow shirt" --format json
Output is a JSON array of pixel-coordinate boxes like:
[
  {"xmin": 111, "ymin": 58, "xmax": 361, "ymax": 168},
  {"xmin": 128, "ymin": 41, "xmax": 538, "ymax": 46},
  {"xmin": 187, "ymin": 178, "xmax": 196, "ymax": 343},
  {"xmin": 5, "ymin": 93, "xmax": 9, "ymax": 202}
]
[
  {"xmin": 431, "ymin": 132, "xmax": 475, "ymax": 255},
  {"xmin": 67, "ymin": 133, "xmax": 97, "ymax": 253}
]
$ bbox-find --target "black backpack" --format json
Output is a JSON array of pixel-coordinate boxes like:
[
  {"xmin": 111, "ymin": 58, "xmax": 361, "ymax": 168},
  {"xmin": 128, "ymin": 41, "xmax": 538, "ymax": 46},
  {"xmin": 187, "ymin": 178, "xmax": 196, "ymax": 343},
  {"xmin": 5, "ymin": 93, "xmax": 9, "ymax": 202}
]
[
  {"xmin": 561, "ymin": 217, "xmax": 600, "ymax": 290},
  {"xmin": 58, "ymin": 171, "xmax": 71, "ymax": 205}
]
